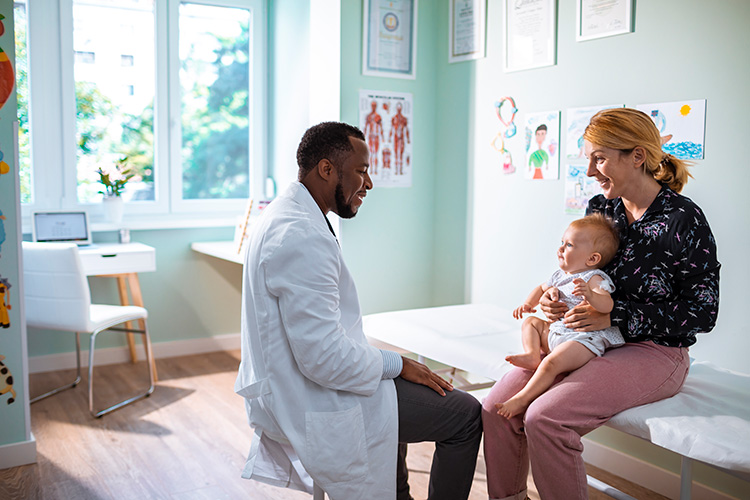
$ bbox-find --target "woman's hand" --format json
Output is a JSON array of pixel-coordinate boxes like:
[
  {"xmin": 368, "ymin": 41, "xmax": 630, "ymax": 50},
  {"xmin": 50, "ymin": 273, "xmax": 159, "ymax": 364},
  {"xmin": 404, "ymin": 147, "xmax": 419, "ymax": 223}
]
[
  {"xmin": 539, "ymin": 287, "xmax": 567, "ymax": 321},
  {"xmin": 563, "ymin": 303, "xmax": 611, "ymax": 331}
]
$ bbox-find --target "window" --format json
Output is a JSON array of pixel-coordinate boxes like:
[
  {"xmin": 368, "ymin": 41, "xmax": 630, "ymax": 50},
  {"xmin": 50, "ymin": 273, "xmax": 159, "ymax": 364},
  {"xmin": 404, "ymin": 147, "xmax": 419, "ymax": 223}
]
[
  {"xmin": 72, "ymin": 0, "xmax": 156, "ymax": 204},
  {"xmin": 178, "ymin": 3, "xmax": 250, "ymax": 201},
  {"xmin": 21, "ymin": 0, "xmax": 266, "ymax": 226},
  {"xmin": 169, "ymin": 0, "xmax": 265, "ymax": 213},
  {"xmin": 74, "ymin": 50, "xmax": 95, "ymax": 64}
]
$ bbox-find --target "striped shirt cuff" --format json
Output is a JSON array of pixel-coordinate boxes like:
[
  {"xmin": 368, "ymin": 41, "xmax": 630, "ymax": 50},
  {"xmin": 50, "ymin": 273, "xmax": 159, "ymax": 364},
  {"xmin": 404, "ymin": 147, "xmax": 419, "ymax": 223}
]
[{"xmin": 380, "ymin": 350, "xmax": 403, "ymax": 379}]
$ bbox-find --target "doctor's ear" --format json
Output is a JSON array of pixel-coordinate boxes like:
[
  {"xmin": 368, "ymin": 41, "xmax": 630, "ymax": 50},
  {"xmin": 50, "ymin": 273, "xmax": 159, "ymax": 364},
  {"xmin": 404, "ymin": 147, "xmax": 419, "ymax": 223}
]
[{"xmin": 315, "ymin": 159, "xmax": 336, "ymax": 180}]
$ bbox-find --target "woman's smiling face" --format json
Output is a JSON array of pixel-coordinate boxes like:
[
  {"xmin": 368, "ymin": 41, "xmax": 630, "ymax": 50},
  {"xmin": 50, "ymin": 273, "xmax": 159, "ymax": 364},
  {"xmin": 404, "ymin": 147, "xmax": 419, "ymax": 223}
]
[{"xmin": 584, "ymin": 140, "xmax": 639, "ymax": 200}]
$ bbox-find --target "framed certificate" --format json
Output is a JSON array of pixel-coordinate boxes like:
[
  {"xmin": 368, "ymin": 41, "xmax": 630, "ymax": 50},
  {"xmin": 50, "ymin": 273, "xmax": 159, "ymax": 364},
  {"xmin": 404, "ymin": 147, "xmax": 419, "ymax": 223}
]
[
  {"xmin": 449, "ymin": 0, "xmax": 486, "ymax": 63},
  {"xmin": 576, "ymin": 0, "xmax": 633, "ymax": 42},
  {"xmin": 504, "ymin": 0, "xmax": 556, "ymax": 72},
  {"xmin": 362, "ymin": 0, "xmax": 418, "ymax": 79}
]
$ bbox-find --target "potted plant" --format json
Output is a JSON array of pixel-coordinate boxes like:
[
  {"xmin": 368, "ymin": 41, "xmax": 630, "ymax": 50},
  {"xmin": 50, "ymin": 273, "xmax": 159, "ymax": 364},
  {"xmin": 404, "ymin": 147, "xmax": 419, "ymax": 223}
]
[{"xmin": 97, "ymin": 156, "xmax": 134, "ymax": 224}]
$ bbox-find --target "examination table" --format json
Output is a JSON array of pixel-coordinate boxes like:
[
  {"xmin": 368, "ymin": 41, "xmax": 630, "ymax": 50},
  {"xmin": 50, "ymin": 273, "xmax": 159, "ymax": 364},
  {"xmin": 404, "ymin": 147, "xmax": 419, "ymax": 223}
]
[{"xmin": 364, "ymin": 304, "xmax": 750, "ymax": 500}]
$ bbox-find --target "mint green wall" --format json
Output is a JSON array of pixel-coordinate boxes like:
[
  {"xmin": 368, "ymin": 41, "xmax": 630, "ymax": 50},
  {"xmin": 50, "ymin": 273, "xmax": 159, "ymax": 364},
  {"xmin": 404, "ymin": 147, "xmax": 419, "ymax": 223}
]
[
  {"xmin": 432, "ymin": 5, "xmax": 474, "ymax": 306},
  {"xmin": 340, "ymin": 0, "xmax": 471, "ymax": 314}
]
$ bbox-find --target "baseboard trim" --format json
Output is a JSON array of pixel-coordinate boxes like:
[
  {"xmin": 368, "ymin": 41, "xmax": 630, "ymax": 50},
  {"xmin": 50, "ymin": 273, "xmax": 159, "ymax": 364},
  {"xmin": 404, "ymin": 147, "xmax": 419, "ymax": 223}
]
[
  {"xmin": 0, "ymin": 434, "xmax": 37, "ymax": 470},
  {"xmin": 29, "ymin": 333, "xmax": 241, "ymax": 374},
  {"xmin": 582, "ymin": 437, "xmax": 732, "ymax": 500}
]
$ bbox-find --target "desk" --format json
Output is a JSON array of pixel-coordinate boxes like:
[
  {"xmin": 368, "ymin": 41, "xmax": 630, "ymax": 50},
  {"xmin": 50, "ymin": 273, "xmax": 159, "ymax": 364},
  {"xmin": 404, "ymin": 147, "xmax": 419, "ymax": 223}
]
[
  {"xmin": 80, "ymin": 243, "xmax": 156, "ymax": 275},
  {"xmin": 81, "ymin": 243, "xmax": 158, "ymax": 381},
  {"xmin": 191, "ymin": 241, "xmax": 244, "ymax": 265}
]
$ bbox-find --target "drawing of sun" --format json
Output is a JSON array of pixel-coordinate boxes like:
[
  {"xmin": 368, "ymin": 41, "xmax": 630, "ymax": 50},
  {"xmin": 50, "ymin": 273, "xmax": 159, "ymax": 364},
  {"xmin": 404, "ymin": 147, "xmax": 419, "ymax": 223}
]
[{"xmin": 680, "ymin": 104, "xmax": 692, "ymax": 116}]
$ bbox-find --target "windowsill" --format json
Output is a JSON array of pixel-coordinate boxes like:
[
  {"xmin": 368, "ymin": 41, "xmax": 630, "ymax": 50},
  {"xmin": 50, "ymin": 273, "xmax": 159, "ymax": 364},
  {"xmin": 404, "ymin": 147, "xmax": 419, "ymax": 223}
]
[
  {"xmin": 94, "ymin": 215, "xmax": 239, "ymax": 231},
  {"xmin": 21, "ymin": 214, "xmax": 240, "ymax": 236}
]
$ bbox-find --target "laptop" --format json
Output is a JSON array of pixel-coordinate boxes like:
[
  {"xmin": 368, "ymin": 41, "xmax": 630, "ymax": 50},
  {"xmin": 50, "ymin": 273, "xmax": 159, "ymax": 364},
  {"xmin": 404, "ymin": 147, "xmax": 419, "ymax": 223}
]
[{"xmin": 32, "ymin": 211, "xmax": 93, "ymax": 246}]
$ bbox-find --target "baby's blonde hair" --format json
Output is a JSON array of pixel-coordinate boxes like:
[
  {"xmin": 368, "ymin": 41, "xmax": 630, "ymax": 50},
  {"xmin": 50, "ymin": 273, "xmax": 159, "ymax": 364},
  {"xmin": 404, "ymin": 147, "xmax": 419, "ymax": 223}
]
[{"xmin": 569, "ymin": 214, "xmax": 620, "ymax": 267}]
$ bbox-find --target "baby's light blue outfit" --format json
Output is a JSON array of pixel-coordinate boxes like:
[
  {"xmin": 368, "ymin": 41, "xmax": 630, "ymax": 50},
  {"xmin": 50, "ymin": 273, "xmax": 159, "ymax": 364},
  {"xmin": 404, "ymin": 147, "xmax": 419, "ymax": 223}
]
[{"xmin": 546, "ymin": 269, "xmax": 625, "ymax": 356}]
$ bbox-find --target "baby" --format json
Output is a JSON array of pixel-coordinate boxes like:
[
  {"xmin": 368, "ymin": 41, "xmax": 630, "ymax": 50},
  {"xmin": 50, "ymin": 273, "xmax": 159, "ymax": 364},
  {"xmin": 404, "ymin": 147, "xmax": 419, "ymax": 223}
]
[{"xmin": 496, "ymin": 213, "xmax": 625, "ymax": 418}]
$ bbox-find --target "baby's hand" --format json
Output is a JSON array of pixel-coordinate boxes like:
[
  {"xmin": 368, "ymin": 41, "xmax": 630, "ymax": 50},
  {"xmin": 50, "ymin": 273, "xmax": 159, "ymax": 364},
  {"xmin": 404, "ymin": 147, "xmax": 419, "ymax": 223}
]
[
  {"xmin": 572, "ymin": 278, "xmax": 592, "ymax": 301},
  {"xmin": 513, "ymin": 304, "xmax": 535, "ymax": 320},
  {"xmin": 573, "ymin": 278, "xmax": 593, "ymax": 299}
]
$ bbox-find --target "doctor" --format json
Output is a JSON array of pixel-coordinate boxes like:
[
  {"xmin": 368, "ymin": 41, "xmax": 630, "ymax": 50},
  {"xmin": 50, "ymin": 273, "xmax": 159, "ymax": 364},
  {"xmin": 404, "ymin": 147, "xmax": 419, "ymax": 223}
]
[{"xmin": 235, "ymin": 122, "xmax": 482, "ymax": 500}]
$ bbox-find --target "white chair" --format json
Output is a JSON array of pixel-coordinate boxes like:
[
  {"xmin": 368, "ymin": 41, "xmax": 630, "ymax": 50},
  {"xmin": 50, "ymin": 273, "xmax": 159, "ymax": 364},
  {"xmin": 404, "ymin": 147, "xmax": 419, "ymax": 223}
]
[{"xmin": 23, "ymin": 242, "xmax": 155, "ymax": 417}]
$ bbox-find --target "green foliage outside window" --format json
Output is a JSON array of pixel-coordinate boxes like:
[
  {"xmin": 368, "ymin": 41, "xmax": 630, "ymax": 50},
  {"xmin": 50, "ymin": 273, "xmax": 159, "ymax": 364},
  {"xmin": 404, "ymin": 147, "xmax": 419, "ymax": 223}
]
[{"xmin": 181, "ymin": 22, "xmax": 250, "ymax": 200}]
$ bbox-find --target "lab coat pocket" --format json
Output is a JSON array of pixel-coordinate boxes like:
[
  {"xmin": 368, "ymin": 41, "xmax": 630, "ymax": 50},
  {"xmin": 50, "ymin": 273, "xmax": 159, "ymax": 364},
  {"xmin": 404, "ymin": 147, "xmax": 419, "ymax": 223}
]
[{"xmin": 304, "ymin": 404, "xmax": 368, "ymax": 484}]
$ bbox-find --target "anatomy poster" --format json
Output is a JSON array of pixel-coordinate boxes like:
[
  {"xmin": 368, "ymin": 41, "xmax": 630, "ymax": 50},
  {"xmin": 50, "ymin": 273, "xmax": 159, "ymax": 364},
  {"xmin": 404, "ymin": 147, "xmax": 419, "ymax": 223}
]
[
  {"xmin": 566, "ymin": 104, "xmax": 623, "ymax": 159},
  {"xmin": 359, "ymin": 90, "xmax": 413, "ymax": 188},
  {"xmin": 565, "ymin": 164, "xmax": 602, "ymax": 215},
  {"xmin": 636, "ymin": 100, "xmax": 706, "ymax": 159},
  {"xmin": 524, "ymin": 111, "xmax": 559, "ymax": 180}
]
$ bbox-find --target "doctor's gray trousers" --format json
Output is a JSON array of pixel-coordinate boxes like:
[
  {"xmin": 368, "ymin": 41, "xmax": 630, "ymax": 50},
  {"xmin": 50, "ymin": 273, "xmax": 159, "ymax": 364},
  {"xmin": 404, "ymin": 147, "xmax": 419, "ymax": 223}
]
[{"xmin": 395, "ymin": 376, "xmax": 483, "ymax": 500}]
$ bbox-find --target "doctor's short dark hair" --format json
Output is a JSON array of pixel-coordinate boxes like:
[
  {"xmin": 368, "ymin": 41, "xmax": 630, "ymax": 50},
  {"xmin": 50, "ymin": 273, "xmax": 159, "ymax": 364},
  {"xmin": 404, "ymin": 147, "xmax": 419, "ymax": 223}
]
[{"xmin": 297, "ymin": 122, "xmax": 366, "ymax": 180}]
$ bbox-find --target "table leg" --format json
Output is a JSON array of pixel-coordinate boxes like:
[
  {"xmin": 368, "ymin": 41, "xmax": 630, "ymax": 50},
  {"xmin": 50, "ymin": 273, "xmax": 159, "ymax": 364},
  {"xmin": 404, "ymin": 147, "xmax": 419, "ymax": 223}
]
[
  {"xmin": 115, "ymin": 275, "xmax": 138, "ymax": 364},
  {"xmin": 680, "ymin": 456, "xmax": 693, "ymax": 500},
  {"xmin": 126, "ymin": 273, "xmax": 159, "ymax": 382}
]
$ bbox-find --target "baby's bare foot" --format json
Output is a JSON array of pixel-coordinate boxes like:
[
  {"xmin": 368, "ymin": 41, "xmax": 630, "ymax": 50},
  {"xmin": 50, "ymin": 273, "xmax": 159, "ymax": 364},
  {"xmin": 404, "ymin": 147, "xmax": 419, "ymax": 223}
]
[
  {"xmin": 495, "ymin": 397, "xmax": 529, "ymax": 419},
  {"xmin": 505, "ymin": 353, "xmax": 541, "ymax": 370}
]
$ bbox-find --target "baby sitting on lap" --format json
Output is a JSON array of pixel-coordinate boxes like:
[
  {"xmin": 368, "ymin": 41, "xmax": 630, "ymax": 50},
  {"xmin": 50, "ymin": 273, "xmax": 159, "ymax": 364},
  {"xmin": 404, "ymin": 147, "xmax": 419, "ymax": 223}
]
[{"xmin": 496, "ymin": 213, "xmax": 625, "ymax": 418}]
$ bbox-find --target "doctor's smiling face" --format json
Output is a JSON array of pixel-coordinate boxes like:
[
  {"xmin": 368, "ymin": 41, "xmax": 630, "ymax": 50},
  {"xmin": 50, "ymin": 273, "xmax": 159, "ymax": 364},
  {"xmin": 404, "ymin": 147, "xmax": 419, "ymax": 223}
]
[
  {"xmin": 296, "ymin": 122, "xmax": 372, "ymax": 217},
  {"xmin": 333, "ymin": 137, "xmax": 372, "ymax": 219}
]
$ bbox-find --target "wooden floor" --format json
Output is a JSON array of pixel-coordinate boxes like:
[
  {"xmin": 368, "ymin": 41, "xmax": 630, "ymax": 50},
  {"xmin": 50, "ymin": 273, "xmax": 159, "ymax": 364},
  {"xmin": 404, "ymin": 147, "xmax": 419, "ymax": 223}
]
[{"xmin": 1, "ymin": 350, "xmax": 668, "ymax": 500}]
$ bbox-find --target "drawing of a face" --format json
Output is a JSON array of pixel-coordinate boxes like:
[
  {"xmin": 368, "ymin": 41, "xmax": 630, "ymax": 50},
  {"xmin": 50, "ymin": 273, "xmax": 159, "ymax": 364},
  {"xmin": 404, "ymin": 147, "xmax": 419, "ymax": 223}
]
[{"xmin": 535, "ymin": 124, "xmax": 547, "ymax": 148}]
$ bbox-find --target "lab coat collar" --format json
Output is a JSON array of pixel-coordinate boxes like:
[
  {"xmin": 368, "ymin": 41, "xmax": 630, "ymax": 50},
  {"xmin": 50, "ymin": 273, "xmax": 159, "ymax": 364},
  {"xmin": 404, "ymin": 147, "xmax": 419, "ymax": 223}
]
[{"xmin": 290, "ymin": 181, "xmax": 338, "ymax": 243}]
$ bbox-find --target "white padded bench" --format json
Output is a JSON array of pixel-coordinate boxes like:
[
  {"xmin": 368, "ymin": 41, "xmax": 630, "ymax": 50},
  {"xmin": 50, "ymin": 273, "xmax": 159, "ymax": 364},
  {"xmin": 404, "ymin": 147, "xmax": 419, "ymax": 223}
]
[{"xmin": 364, "ymin": 304, "xmax": 750, "ymax": 500}]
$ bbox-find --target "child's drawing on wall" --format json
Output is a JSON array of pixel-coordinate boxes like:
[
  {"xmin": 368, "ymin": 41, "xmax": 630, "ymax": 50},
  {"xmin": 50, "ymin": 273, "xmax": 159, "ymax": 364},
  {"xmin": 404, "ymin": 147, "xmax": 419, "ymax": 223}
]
[
  {"xmin": 525, "ymin": 111, "xmax": 560, "ymax": 180},
  {"xmin": 564, "ymin": 164, "xmax": 603, "ymax": 215},
  {"xmin": 0, "ymin": 277, "xmax": 10, "ymax": 329},
  {"xmin": 566, "ymin": 105, "xmax": 623, "ymax": 159},
  {"xmin": 636, "ymin": 100, "xmax": 706, "ymax": 159}
]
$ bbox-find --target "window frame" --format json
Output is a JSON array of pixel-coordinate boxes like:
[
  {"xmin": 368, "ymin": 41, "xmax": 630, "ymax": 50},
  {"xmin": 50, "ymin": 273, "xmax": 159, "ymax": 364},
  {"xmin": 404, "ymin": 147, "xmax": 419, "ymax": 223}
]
[{"xmin": 20, "ymin": 0, "xmax": 267, "ymax": 228}]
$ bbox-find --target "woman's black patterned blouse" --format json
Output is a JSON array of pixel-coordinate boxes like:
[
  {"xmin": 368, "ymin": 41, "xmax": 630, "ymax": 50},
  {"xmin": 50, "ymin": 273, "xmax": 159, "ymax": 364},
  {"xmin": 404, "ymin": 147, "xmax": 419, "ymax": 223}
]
[{"xmin": 587, "ymin": 185, "xmax": 720, "ymax": 347}]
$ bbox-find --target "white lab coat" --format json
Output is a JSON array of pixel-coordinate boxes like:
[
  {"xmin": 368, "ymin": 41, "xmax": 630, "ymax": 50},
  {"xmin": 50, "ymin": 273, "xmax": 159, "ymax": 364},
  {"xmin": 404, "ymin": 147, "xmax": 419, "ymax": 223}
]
[{"xmin": 235, "ymin": 182, "xmax": 398, "ymax": 500}]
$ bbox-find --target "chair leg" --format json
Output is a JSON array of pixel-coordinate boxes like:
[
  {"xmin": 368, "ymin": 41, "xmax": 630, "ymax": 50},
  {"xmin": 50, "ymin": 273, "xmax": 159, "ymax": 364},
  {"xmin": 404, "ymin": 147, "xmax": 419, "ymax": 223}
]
[
  {"xmin": 88, "ymin": 321, "xmax": 156, "ymax": 418},
  {"xmin": 30, "ymin": 332, "xmax": 82, "ymax": 404},
  {"xmin": 313, "ymin": 482, "xmax": 325, "ymax": 500}
]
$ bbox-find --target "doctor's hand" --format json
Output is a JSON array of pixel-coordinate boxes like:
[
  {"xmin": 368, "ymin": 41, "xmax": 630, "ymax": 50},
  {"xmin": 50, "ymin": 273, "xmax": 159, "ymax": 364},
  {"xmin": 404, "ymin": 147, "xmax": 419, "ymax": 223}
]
[
  {"xmin": 539, "ymin": 287, "xmax": 567, "ymax": 322},
  {"xmin": 400, "ymin": 357, "xmax": 454, "ymax": 396}
]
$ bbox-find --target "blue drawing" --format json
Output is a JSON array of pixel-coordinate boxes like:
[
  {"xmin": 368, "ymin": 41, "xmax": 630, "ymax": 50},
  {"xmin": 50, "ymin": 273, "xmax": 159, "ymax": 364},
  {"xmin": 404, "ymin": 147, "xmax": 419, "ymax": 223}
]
[
  {"xmin": 637, "ymin": 100, "xmax": 706, "ymax": 160},
  {"xmin": 663, "ymin": 141, "xmax": 704, "ymax": 160}
]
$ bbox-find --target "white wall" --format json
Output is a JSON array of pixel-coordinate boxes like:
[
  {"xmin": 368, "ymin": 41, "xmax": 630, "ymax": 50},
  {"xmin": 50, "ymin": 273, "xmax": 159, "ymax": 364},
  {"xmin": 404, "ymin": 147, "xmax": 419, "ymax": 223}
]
[{"xmin": 469, "ymin": 0, "xmax": 750, "ymax": 374}]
